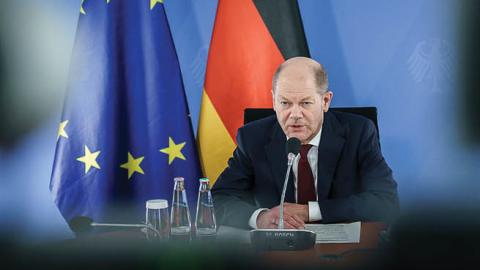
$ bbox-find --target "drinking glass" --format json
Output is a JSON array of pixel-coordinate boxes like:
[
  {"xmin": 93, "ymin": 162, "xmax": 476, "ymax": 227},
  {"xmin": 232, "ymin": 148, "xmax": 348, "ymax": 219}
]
[{"xmin": 146, "ymin": 199, "xmax": 170, "ymax": 240}]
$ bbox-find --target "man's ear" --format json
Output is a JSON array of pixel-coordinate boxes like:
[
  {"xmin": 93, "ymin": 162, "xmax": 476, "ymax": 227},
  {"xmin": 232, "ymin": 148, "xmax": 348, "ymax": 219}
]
[{"xmin": 323, "ymin": 91, "xmax": 333, "ymax": 112}]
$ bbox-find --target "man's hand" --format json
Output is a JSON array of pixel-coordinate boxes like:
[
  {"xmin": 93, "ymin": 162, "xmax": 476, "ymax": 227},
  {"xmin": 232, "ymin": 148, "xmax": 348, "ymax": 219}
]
[
  {"xmin": 256, "ymin": 204, "xmax": 307, "ymax": 229},
  {"xmin": 283, "ymin": 202, "xmax": 309, "ymax": 222}
]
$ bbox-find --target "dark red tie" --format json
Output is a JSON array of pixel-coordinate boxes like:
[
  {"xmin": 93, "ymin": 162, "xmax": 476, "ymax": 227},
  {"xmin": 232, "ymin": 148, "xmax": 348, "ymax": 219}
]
[{"xmin": 297, "ymin": 144, "xmax": 316, "ymax": 204}]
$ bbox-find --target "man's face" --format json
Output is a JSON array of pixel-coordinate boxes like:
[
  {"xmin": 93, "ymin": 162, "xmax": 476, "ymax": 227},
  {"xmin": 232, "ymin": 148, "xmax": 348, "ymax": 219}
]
[{"xmin": 273, "ymin": 67, "xmax": 332, "ymax": 144}]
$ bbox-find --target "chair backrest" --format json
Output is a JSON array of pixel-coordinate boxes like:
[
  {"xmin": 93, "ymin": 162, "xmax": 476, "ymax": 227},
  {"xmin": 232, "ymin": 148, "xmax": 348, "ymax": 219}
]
[{"xmin": 244, "ymin": 107, "xmax": 380, "ymax": 140}]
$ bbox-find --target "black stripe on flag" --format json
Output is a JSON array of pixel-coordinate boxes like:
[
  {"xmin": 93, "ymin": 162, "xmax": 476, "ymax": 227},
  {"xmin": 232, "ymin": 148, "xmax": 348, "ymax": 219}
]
[{"xmin": 253, "ymin": 0, "xmax": 310, "ymax": 59}]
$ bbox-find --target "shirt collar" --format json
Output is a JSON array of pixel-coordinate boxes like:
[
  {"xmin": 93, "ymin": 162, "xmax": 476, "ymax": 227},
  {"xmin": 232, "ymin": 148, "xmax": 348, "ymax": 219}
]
[{"xmin": 307, "ymin": 128, "xmax": 322, "ymax": 147}]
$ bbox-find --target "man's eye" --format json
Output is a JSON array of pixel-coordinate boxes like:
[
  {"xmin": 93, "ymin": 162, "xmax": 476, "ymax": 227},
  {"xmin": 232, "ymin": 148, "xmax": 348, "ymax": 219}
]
[{"xmin": 280, "ymin": 101, "xmax": 289, "ymax": 105}]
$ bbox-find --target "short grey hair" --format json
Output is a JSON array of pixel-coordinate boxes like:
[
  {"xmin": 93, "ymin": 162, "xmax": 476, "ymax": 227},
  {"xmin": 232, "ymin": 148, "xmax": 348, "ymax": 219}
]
[{"xmin": 272, "ymin": 58, "xmax": 329, "ymax": 94}]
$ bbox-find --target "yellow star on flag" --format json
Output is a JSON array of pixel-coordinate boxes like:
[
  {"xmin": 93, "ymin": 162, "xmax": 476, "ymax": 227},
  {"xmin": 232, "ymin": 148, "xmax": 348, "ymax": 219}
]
[
  {"xmin": 160, "ymin": 137, "xmax": 186, "ymax": 165},
  {"xmin": 77, "ymin": 145, "xmax": 101, "ymax": 174},
  {"xmin": 57, "ymin": 120, "xmax": 69, "ymax": 141},
  {"xmin": 150, "ymin": 0, "xmax": 164, "ymax": 10},
  {"xmin": 120, "ymin": 152, "xmax": 145, "ymax": 179}
]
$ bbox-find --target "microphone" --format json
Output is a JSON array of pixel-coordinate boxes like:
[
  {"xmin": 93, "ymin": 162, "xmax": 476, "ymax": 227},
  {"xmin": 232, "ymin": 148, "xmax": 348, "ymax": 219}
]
[
  {"xmin": 250, "ymin": 137, "xmax": 316, "ymax": 250},
  {"xmin": 69, "ymin": 216, "xmax": 160, "ymax": 236},
  {"xmin": 278, "ymin": 137, "xmax": 300, "ymax": 230},
  {"xmin": 278, "ymin": 137, "xmax": 301, "ymax": 229}
]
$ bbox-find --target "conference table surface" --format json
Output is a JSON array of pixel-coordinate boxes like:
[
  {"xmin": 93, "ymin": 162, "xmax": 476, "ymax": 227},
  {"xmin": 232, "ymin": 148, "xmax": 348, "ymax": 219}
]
[{"xmin": 62, "ymin": 221, "xmax": 386, "ymax": 269}]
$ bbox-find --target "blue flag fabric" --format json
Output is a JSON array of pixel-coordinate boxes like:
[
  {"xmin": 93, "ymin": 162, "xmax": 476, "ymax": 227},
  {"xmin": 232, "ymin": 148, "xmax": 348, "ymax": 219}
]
[{"xmin": 50, "ymin": 0, "xmax": 201, "ymax": 224}]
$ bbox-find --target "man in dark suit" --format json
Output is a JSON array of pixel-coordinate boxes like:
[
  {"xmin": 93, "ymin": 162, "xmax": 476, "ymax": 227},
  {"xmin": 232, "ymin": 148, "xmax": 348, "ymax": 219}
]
[{"xmin": 212, "ymin": 57, "xmax": 399, "ymax": 229}]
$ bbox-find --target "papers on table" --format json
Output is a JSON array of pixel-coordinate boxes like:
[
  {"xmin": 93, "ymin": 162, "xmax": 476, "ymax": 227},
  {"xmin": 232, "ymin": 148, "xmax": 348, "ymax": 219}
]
[{"xmin": 305, "ymin": 222, "xmax": 361, "ymax": 243}]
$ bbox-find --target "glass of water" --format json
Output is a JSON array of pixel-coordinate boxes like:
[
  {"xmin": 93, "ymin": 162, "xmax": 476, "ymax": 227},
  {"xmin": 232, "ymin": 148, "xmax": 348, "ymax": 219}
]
[{"xmin": 145, "ymin": 199, "xmax": 170, "ymax": 241}]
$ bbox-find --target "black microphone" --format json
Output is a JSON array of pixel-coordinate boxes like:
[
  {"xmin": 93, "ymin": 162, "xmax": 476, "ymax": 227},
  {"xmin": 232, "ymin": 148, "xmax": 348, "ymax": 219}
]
[
  {"xmin": 286, "ymin": 137, "xmax": 301, "ymax": 159},
  {"xmin": 250, "ymin": 137, "xmax": 316, "ymax": 250},
  {"xmin": 69, "ymin": 216, "xmax": 160, "ymax": 236}
]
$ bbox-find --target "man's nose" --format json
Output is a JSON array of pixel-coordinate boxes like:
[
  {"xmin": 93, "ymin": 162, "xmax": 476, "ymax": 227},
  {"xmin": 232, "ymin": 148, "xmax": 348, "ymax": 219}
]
[{"xmin": 289, "ymin": 104, "xmax": 302, "ymax": 120}]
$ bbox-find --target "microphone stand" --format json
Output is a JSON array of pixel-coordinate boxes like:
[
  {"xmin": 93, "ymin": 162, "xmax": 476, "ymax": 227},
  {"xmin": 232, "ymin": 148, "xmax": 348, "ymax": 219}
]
[{"xmin": 278, "ymin": 152, "xmax": 296, "ymax": 229}]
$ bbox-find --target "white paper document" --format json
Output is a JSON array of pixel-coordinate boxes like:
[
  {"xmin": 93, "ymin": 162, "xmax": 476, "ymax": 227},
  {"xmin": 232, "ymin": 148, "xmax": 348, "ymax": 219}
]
[{"xmin": 304, "ymin": 222, "xmax": 361, "ymax": 243}]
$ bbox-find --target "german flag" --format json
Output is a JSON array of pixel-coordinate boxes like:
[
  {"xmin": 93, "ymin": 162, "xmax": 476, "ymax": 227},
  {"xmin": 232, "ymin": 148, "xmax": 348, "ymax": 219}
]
[{"xmin": 198, "ymin": 0, "xmax": 310, "ymax": 184}]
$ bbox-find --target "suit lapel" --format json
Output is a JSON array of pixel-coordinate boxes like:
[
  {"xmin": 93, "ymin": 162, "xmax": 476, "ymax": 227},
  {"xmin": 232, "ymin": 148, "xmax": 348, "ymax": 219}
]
[
  {"xmin": 317, "ymin": 112, "xmax": 346, "ymax": 200},
  {"xmin": 264, "ymin": 123, "xmax": 296, "ymax": 203}
]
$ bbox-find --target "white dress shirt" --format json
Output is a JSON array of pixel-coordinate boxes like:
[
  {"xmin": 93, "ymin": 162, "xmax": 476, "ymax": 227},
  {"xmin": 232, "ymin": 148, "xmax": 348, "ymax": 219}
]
[{"xmin": 249, "ymin": 129, "xmax": 323, "ymax": 228}]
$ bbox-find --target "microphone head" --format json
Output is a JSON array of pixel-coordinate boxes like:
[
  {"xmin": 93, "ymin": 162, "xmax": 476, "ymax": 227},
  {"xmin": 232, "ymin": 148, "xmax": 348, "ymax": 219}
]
[
  {"xmin": 286, "ymin": 137, "xmax": 301, "ymax": 155},
  {"xmin": 69, "ymin": 216, "xmax": 94, "ymax": 234}
]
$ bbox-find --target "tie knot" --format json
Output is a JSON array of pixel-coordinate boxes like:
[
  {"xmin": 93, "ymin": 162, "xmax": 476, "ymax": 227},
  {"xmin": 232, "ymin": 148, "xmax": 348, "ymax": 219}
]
[{"xmin": 300, "ymin": 144, "xmax": 312, "ymax": 158}]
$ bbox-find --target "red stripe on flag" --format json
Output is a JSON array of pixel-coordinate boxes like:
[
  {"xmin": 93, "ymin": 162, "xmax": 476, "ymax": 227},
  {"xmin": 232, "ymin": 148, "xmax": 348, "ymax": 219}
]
[{"xmin": 204, "ymin": 0, "xmax": 285, "ymax": 141}]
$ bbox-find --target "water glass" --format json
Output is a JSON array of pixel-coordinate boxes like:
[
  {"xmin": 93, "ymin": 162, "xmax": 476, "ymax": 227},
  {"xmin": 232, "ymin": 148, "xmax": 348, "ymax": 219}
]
[{"xmin": 146, "ymin": 199, "xmax": 170, "ymax": 240}]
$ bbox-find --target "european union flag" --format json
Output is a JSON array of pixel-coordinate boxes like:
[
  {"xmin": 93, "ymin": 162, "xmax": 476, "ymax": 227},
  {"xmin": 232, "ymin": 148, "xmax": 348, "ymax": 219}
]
[{"xmin": 50, "ymin": 0, "xmax": 201, "ymax": 225}]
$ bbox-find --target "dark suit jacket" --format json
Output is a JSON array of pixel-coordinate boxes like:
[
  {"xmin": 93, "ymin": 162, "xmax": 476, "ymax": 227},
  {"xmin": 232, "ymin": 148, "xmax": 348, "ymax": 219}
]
[{"xmin": 212, "ymin": 111, "xmax": 399, "ymax": 229}]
